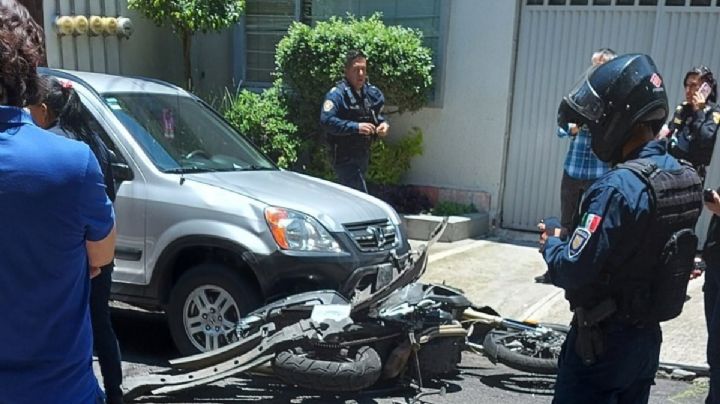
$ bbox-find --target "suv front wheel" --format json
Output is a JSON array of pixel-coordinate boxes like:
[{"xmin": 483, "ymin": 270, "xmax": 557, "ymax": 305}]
[{"xmin": 167, "ymin": 262, "xmax": 261, "ymax": 356}]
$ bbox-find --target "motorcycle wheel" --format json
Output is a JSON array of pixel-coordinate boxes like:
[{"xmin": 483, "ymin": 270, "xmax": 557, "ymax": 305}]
[
  {"xmin": 482, "ymin": 323, "xmax": 568, "ymax": 375},
  {"xmin": 272, "ymin": 345, "xmax": 382, "ymax": 392}
]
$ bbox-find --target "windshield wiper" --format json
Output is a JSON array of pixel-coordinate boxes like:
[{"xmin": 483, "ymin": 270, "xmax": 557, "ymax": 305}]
[
  {"xmin": 235, "ymin": 165, "xmax": 275, "ymax": 171},
  {"xmin": 163, "ymin": 167, "xmax": 218, "ymax": 174}
]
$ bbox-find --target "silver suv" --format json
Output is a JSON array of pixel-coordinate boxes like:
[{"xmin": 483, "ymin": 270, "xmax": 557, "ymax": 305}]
[{"xmin": 42, "ymin": 68, "xmax": 411, "ymax": 355}]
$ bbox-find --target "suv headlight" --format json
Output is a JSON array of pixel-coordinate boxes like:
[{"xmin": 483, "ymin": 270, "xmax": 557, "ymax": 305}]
[{"xmin": 264, "ymin": 207, "xmax": 343, "ymax": 253}]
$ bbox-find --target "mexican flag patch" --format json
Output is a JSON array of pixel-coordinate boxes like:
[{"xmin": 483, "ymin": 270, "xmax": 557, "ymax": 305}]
[{"xmin": 580, "ymin": 213, "xmax": 602, "ymax": 233}]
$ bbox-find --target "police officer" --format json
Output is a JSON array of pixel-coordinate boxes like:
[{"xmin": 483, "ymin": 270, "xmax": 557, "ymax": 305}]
[
  {"xmin": 320, "ymin": 49, "xmax": 389, "ymax": 192},
  {"xmin": 667, "ymin": 65, "xmax": 720, "ymax": 180},
  {"xmin": 666, "ymin": 66, "xmax": 720, "ymax": 404},
  {"xmin": 542, "ymin": 54, "xmax": 703, "ymax": 403},
  {"xmin": 702, "ymin": 190, "xmax": 720, "ymax": 404}
]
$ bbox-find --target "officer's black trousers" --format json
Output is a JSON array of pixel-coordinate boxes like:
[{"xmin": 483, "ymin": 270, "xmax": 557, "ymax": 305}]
[
  {"xmin": 552, "ymin": 322, "xmax": 661, "ymax": 404},
  {"xmin": 704, "ymin": 246, "xmax": 720, "ymax": 404},
  {"xmin": 332, "ymin": 150, "xmax": 370, "ymax": 193}
]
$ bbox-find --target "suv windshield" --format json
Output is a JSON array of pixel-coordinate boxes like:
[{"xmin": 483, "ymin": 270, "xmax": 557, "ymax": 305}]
[{"xmin": 103, "ymin": 92, "xmax": 276, "ymax": 173}]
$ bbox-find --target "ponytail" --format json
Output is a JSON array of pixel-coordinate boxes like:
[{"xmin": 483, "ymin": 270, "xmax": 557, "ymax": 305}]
[{"xmin": 36, "ymin": 75, "xmax": 103, "ymax": 156}]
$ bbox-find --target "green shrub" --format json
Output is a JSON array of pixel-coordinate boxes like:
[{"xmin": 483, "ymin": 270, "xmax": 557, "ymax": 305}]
[
  {"xmin": 222, "ymin": 83, "xmax": 299, "ymax": 169},
  {"xmin": 367, "ymin": 127, "xmax": 423, "ymax": 185},
  {"xmin": 274, "ymin": 14, "xmax": 433, "ymax": 178},
  {"xmin": 431, "ymin": 202, "xmax": 478, "ymax": 217},
  {"xmin": 276, "ymin": 14, "xmax": 433, "ymax": 115}
]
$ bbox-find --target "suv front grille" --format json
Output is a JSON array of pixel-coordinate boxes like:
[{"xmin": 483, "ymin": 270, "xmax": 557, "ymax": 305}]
[{"xmin": 344, "ymin": 219, "xmax": 398, "ymax": 252}]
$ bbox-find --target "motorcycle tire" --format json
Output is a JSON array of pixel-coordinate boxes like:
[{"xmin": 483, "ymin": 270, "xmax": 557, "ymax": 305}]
[
  {"xmin": 272, "ymin": 345, "xmax": 382, "ymax": 392},
  {"xmin": 482, "ymin": 323, "xmax": 569, "ymax": 375}
]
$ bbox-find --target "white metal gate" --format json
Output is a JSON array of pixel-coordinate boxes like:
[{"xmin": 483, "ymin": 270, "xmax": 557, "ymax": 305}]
[{"xmin": 502, "ymin": 0, "xmax": 720, "ymax": 240}]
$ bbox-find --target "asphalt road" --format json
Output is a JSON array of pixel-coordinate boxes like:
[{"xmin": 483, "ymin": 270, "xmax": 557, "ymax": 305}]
[{"xmin": 109, "ymin": 307, "xmax": 708, "ymax": 404}]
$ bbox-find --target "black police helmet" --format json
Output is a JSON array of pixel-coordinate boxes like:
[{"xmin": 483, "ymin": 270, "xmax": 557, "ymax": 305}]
[{"xmin": 557, "ymin": 54, "xmax": 668, "ymax": 162}]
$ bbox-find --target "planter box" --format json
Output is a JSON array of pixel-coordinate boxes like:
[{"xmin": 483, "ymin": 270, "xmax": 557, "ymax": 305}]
[{"xmin": 402, "ymin": 212, "xmax": 489, "ymax": 242}]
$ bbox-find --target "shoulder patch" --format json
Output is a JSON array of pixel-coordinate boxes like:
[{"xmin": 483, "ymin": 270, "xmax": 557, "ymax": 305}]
[
  {"xmin": 330, "ymin": 86, "xmax": 337, "ymax": 93},
  {"xmin": 713, "ymin": 111, "xmax": 720, "ymax": 125},
  {"xmin": 323, "ymin": 99, "xmax": 335, "ymax": 112},
  {"xmin": 568, "ymin": 227, "xmax": 591, "ymax": 259}
]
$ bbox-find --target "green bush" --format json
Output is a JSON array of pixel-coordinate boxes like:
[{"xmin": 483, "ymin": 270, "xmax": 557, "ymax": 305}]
[
  {"xmin": 274, "ymin": 14, "xmax": 433, "ymax": 177},
  {"xmin": 367, "ymin": 127, "xmax": 423, "ymax": 185},
  {"xmin": 276, "ymin": 14, "xmax": 433, "ymax": 115},
  {"xmin": 431, "ymin": 202, "xmax": 479, "ymax": 217},
  {"xmin": 222, "ymin": 83, "xmax": 299, "ymax": 169}
]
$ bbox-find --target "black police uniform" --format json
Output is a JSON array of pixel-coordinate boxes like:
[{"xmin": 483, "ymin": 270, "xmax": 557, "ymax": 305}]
[
  {"xmin": 320, "ymin": 78, "xmax": 385, "ymax": 192},
  {"xmin": 668, "ymin": 100, "xmax": 720, "ymax": 404},
  {"xmin": 705, "ymin": 215, "xmax": 720, "ymax": 404},
  {"xmin": 548, "ymin": 54, "xmax": 703, "ymax": 403},
  {"xmin": 544, "ymin": 141, "xmax": 701, "ymax": 403},
  {"xmin": 667, "ymin": 101, "xmax": 720, "ymax": 180}
]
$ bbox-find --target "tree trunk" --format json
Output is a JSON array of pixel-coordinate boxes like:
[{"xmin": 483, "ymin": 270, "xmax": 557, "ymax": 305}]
[{"xmin": 182, "ymin": 30, "xmax": 192, "ymax": 90}]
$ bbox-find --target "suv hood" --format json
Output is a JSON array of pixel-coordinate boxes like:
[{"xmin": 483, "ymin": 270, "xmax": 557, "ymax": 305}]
[{"xmin": 186, "ymin": 171, "xmax": 398, "ymax": 231}]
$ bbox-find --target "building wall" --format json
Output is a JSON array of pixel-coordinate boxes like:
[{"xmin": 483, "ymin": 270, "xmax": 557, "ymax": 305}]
[
  {"xmin": 41, "ymin": 0, "xmax": 233, "ymax": 96},
  {"xmin": 389, "ymin": 0, "xmax": 519, "ymax": 220}
]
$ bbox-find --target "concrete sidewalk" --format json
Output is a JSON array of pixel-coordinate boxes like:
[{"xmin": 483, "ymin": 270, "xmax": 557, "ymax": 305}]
[{"xmin": 413, "ymin": 232, "xmax": 709, "ymax": 368}]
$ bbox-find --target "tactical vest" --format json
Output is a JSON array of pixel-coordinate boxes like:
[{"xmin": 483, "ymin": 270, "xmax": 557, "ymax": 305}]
[
  {"xmin": 326, "ymin": 81, "xmax": 375, "ymax": 154},
  {"xmin": 569, "ymin": 158, "xmax": 702, "ymax": 323}
]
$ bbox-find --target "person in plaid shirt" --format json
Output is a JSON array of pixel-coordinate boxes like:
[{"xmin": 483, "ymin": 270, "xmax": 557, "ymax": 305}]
[{"xmin": 536, "ymin": 48, "xmax": 615, "ymax": 284}]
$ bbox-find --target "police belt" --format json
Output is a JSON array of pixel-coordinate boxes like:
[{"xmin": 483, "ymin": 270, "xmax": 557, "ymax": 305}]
[{"xmin": 571, "ymin": 297, "xmax": 657, "ymax": 366}]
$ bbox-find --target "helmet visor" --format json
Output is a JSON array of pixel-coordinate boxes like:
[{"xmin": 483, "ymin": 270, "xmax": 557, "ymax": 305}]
[{"xmin": 566, "ymin": 66, "xmax": 605, "ymax": 122}]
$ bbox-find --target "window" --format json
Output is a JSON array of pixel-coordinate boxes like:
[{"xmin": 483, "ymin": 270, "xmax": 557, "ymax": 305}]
[
  {"xmin": 239, "ymin": 0, "xmax": 299, "ymax": 85},
  {"xmin": 236, "ymin": 0, "xmax": 449, "ymax": 104}
]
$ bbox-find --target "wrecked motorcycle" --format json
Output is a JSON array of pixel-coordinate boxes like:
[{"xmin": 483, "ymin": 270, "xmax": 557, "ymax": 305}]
[{"xmin": 123, "ymin": 221, "xmax": 567, "ymax": 399}]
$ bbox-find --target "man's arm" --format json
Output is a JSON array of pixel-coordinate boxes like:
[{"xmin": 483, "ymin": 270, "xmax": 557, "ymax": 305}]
[
  {"xmin": 87, "ymin": 225, "xmax": 116, "ymax": 268},
  {"xmin": 320, "ymin": 91, "xmax": 360, "ymax": 135},
  {"xmin": 542, "ymin": 183, "xmax": 642, "ymax": 290},
  {"xmin": 371, "ymin": 87, "xmax": 389, "ymax": 137},
  {"xmin": 79, "ymin": 148, "xmax": 116, "ymax": 270},
  {"xmin": 688, "ymin": 107, "xmax": 720, "ymax": 146}
]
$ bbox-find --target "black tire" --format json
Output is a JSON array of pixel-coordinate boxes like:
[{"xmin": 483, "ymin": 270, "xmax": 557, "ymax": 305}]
[
  {"xmin": 272, "ymin": 346, "xmax": 382, "ymax": 392},
  {"xmin": 482, "ymin": 323, "xmax": 569, "ymax": 375},
  {"xmin": 167, "ymin": 262, "xmax": 261, "ymax": 356}
]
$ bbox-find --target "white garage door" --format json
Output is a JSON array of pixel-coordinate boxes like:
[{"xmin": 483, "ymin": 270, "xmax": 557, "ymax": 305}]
[{"xmin": 502, "ymin": 0, "xmax": 720, "ymax": 243}]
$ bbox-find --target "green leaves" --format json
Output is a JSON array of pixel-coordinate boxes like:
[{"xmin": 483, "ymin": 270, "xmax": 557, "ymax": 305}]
[
  {"xmin": 272, "ymin": 13, "xmax": 432, "ymax": 179},
  {"xmin": 128, "ymin": 0, "xmax": 246, "ymax": 34},
  {"xmin": 275, "ymin": 13, "xmax": 434, "ymax": 115},
  {"xmin": 367, "ymin": 127, "xmax": 424, "ymax": 185},
  {"xmin": 222, "ymin": 82, "xmax": 299, "ymax": 169}
]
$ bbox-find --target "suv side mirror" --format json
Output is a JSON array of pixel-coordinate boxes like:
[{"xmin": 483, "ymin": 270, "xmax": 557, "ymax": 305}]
[{"xmin": 112, "ymin": 162, "xmax": 134, "ymax": 182}]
